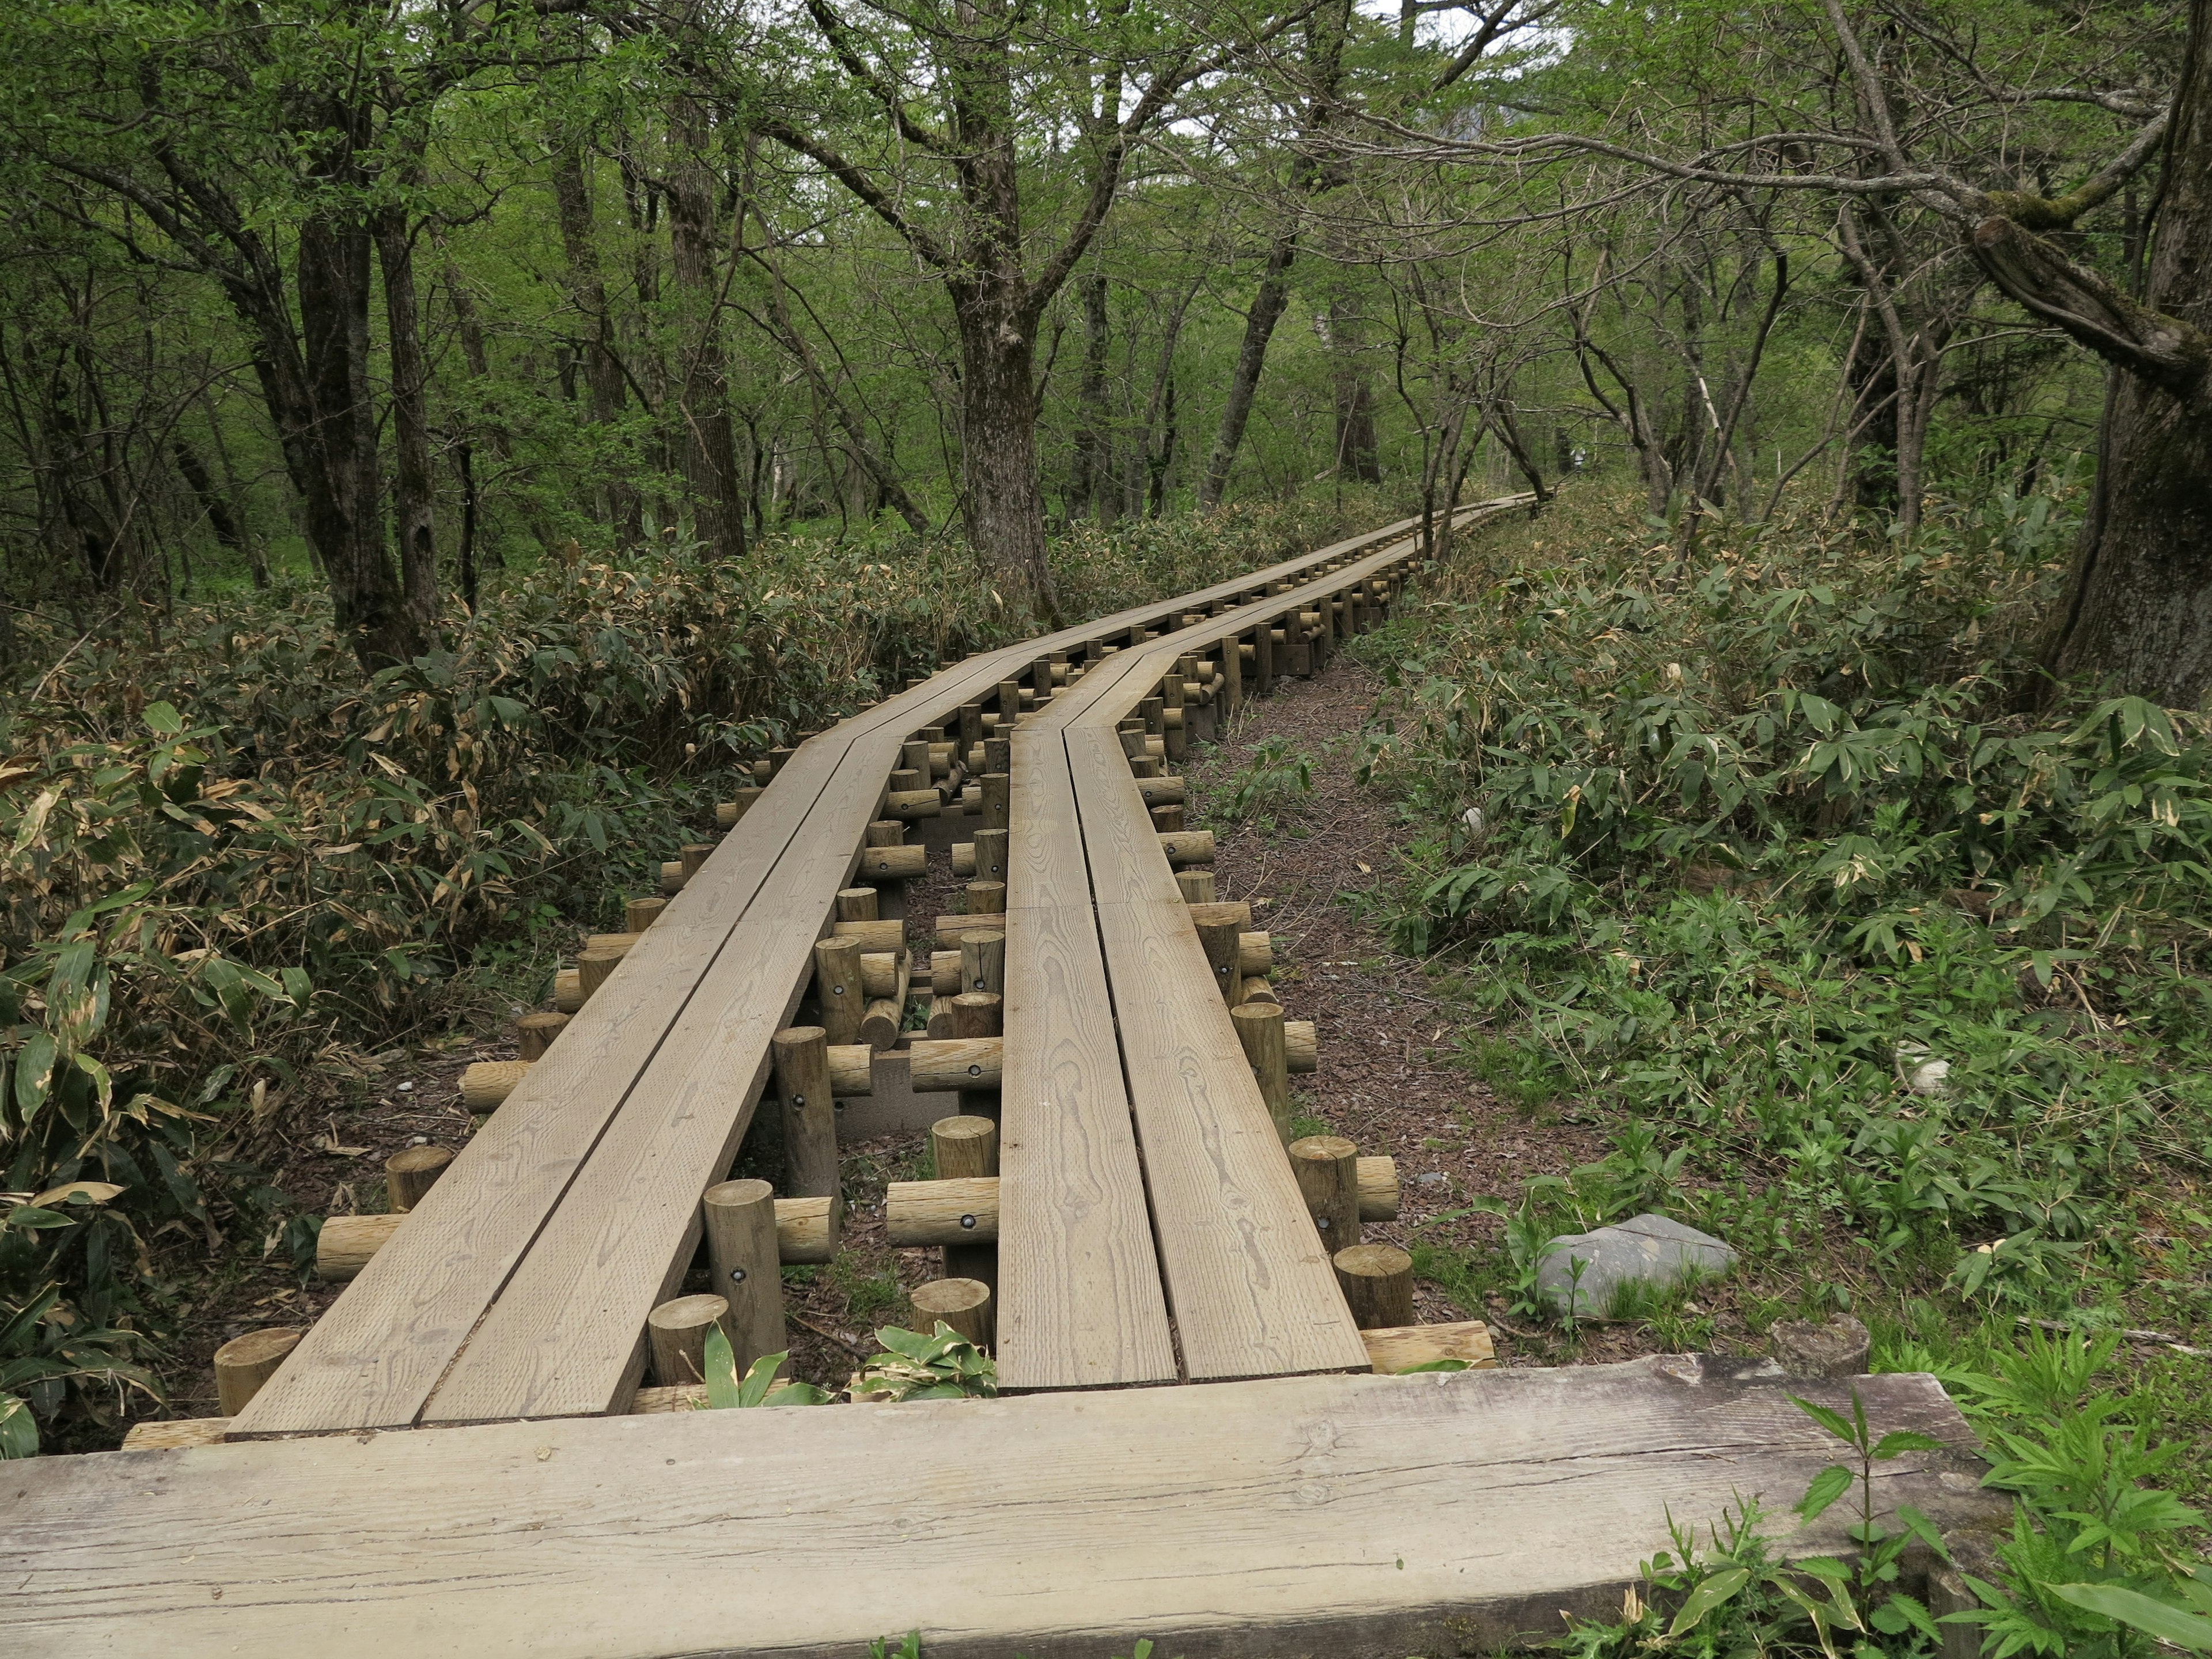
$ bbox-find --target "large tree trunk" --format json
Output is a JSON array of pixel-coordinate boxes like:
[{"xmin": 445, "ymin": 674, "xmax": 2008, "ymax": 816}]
[
  {"xmin": 957, "ymin": 302, "xmax": 1054, "ymax": 617},
  {"xmin": 289, "ymin": 207, "xmax": 417, "ymax": 667},
  {"xmin": 667, "ymin": 97, "xmax": 748, "ymax": 562},
  {"xmin": 1977, "ymin": 0, "xmax": 2212, "ymax": 706},
  {"xmin": 376, "ymin": 205, "xmax": 440, "ymax": 632},
  {"xmin": 1202, "ymin": 236, "xmax": 1295, "ymax": 509}
]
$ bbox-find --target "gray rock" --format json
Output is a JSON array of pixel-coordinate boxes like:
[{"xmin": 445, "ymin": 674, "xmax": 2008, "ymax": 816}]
[
  {"xmin": 1770, "ymin": 1313, "xmax": 1872, "ymax": 1378},
  {"xmin": 1536, "ymin": 1213, "xmax": 1735, "ymax": 1318}
]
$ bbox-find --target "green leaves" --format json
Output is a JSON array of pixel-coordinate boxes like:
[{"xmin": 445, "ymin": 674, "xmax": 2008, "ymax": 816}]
[
  {"xmin": 1794, "ymin": 1463, "xmax": 1854, "ymax": 1523},
  {"xmin": 699, "ymin": 1328, "xmax": 829, "ymax": 1408},
  {"xmin": 853, "ymin": 1323, "xmax": 998, "ymax": 1402},
  {"xmin": 2047, "ymin": 1582, "xmax": 2212, "ymax": 1649}
]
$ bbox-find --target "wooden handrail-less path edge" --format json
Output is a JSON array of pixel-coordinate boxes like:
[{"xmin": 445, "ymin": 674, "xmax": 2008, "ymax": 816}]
[{"xmin": 232, "ymin": 506, "xmax": 1477, "ymax": 1435}]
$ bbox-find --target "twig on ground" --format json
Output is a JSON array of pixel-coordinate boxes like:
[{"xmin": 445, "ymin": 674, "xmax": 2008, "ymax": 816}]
[{"xmin": 2020, "ymin": 1316, "xmax": 2212, "ymax": 1358}]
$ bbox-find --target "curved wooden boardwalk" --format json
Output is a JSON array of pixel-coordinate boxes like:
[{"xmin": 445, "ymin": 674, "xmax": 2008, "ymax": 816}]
[{"xmin": 0, "ymin": 505, "xmax": 1999, "ymax": 1657}]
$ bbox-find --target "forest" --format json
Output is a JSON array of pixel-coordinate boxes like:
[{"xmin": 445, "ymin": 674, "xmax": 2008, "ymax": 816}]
[{"xmin": 5, "ymin": 0, "xmax": 2212, "ymax": 1644}]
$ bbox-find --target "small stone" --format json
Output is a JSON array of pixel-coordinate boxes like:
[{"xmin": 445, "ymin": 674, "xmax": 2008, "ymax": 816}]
[
  {"xmin": 1416, "ymin": 1172, "xmax": 1449, "ymax": 1187},
  {"xmin": 1896, "ymin": 1039, "xmax": 1950, "ymax": 1096},
  {"xmin": 1536, "ymin": 1213, "xmax": 1736, "ymax": 1318},
  {"xmin": 408, "ymin": 1135, "xmax": 429, "ymax": 1146},
  {"xmin": 397, "ymin": 1081, "xmax": 414, "ymax": 1093},
  {"xmin": 1770, "ymin": 1314, "xmax": 1872, "ymax": 1378}
]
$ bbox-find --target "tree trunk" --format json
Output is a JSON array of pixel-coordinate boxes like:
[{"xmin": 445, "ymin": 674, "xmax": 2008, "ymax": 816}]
[
  {"xmin": 667, "ymin": 97, "xmax": 748, "ymax": 562},
  {"xmin": 1202, "ymin": 236, "xmax": 1295, "ymax": 509},
  {"xmin": 551, "ymin": 138, "xmax": 643, "ymax": 544},
  {"xmin": 1069, "ymin": 269, "xmax": 1110, "ymax": 521},
  {"xmin": 289, "ymin": 209, "xmax": 416, "ymax": 667},
  {"xmin": 376, "ymin": 205, "xmax": 440, "ymax": 633},
  {"xmin": 1979, "ymin": 0, "xmax": 2212, "ymax": 705},
  {"xmin": 1327, "ymin": 298, "xmax": 1381, "ymax": 485},
  {"xmin": 957, "ymin": 304, "xmax": 1054, "ymax": 616}
]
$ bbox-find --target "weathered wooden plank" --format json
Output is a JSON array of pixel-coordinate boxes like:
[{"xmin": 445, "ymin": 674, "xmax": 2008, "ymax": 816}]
[
  {"xmin": 227, "ymin": 736, "xmax": 852, "ymax": 1437},
  {"xmin": 0, "ymin": 1363, "xmax": 2000, "ymax": 1659},
  {"xmin": 1090, "ymin": 896, "xmax": 1371, "ymax": 1380}
]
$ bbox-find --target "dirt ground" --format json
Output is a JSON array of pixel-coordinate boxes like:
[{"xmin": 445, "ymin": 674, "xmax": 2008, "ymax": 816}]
[{"xmin": 131, "ymin": 646, "xmax": 1736, "ymax": 1437}]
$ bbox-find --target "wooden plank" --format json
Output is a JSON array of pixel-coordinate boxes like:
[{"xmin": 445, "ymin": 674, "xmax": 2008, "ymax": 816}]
[
  {"xmin": 0, "ymin": 1364, "xmax": 2001, "ymax": 1658},
  {"xmin": 1090, "ymin": 895, "xmax": 1370, "ymax": 1380},
  {"xmin": 228, "ymin": 736, "xmax": 853, "ymax": 1436},
  {"xmin": 997, "ymin": 893, "xmax": 1177, "ymax": 1389},
  {"xmin": 418, "ymin": 729, "xmax": 907, "ymax": 1422}
]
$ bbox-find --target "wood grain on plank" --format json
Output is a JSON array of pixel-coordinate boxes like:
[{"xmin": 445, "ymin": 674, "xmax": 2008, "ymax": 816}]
[{"xmin": 2, "ymin": 1365, "xmax": 1996, "ymax": 1659}]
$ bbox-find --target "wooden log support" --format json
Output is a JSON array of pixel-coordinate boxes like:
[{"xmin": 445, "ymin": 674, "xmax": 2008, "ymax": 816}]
[
  {"xmin": 907, "ymin": 1037, "xmax": 1004, "ymax": 1092},
  {"xmin": 384, "ymin": 1146, "xmax": 453, "ymax": 1214},
  {"xmin": 1237, "ymin": 932, "xmax": 1274, "ymax": 978},
  {"xmin": 1357, "ymin": 1156, "xmax": 1399, "ymax": 1222},
  {"xmin": 774, "ymin": 1195, "xmax": 840, "ymax": 1264},
  {"xmin": 1175, "ymin": 869, "xmax": 1217, "ymax": 903},
  {"xmin": 1285, "ymin": 1019, "xmax": 1316, "ymax": 1074},
  {"xmin": 659, "ymin": 860, "xmax": 684, "ymax": 896},
  {"xmin": 1132, "ymin": 776, "xmax": 1186, "ymax": 807},
  {"xmin": 316, "ymin": 1213, "xmax": 400, "ymax": 1280},
  {"xmin": 713, "ymin": 790, "xmax": 760, "ymax": 829},
  {"xmin": 885, "ymin": 787, "xmax": 941, "ymax": 821},
  {"xmin": 952, "ymin": 842, "xmax": 976, "ymax": 877},
  {"xmin": 982, "ymin": 772, "xmax": 1010, "ymax": 832},
  {"xmin": 625, "ymin": 896, "xmax": 667, "ymax": 933},
  {"xmin": 812, "ymin": 935, "xmax": 865, "ymax": 1045},
  {"xmin": 575, "ymin": 944, "xmax": 624, "ymax": 1002},
  {"xmin": 972, "ymin": 827, "xmax": 1009, "ymax": 884},
  {"xmin": 646, "ymin": 1294, "xmax": 733, "ymax": 1387},
  {"xmin": 1230, "ymin": 1002, "xmax": 1292, "ymax": 1142},
  {"xmin": 965, "ymin": 880, "xmax": 1007, "ymax": 916},
  {"xmin": 886, "ymin": 1176, "xmax": 1000, "ymax": 1245},
  {"xmin": 1236, "ymin": 975, "xmax": 1279, "ymax": 1006},
  {"xmin": 930, "ymin": 950, "xmax": 963, "ymax": 997},
  {"xmin": 858, "ymin": 843, "xmax": 927, "ymax": 882},
  {"xmin": 960, "ymin": 929, "xmax": 1006, "ymax": 997},
  {"xmin": 771, "ymin": 1027, "xmax": 840, "ymax": 1200},
  {"xmin": 931, "ymin": 1114, "xmax": 999, "ymax": 1178},
  {"xmin": 213, "ymin": 1328, "xmax": 304, "ymax": 1416},
  {"xmin": 679, "ymin": 844, "xmax": 715, "ymax": 882},
  {"xmin": 1191, "ymin": 904, "xmax": 1247, "ymax": 1005},
  {"xmin": 702, "ymin": 1179, "xmax": 785, "ymax": 1373},
  {"xmin": 1333, "ymin": 1244, "xmax": 1416, "ymax": 1330},
  {"xmin": 1159, "ymin": 830, "xmax": 1214, "ymax": 867},
  {"xmin": 860, "ymin": 946, "xmax": 911, "ymax": 1050},
  {"xmin": 832, "ymin": 918, "xmax": 906, "ymax": 954},
  {"xmin": 1362, "ymin": 1320, "xmax": 1497, "ymax": 1373},
  {"xmin": 460, "ymin": 1059, "xmax": 529, "ymax": 1112},
  {"xmin": 912, "ymin": 1278, "xmax": 994, "ymax": 1350},
  {"xmin": 835, "ymin": 887, "xmax": 880, "ymax": 922},
  {"xmin": 514, "ymin": 1010, "xmax": 568, "ymax": 1061},
  {"xmin": 1289, "ymin": 1136, "xmax": 1359, "ymax": 1253}
]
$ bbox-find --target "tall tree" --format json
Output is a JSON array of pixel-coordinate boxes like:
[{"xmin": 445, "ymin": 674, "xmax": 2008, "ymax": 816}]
[{"xmin": 749, "ymin": 0, "xmax": 1308, "ymax": 619}]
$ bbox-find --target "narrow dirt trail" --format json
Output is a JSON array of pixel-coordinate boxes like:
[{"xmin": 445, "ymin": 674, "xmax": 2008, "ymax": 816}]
[{"xmin": 1184, "ymin": 653, "xmax": 1629, "ymax": 1365}]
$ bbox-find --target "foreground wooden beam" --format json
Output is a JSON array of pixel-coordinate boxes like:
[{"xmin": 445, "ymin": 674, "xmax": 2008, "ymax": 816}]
[{"xmin": 9, "ymin": 1363, "xmax": 1998, "ymax": 1658}]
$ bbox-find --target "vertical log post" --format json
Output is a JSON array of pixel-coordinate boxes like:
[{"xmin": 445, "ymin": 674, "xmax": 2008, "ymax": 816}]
[
  {"xmin": 702, "ymin": 1178, "xmax": 786, "ymax": 1373},
  {"xmin": 625, "ymin": 896, "xmax": 667, "ymax": 933},
  {"xmin": 516, "ymin": 1010, "xmax": 569, "ymax": 1060},
  {"xmin": 770, "ymin": 1027, "xmax": 840, "ymax": 1199},
  {"xmin": 1333, "ymin": 1244, "xmax": 1415, "ymax": 1330},
  {"xmin": 911, "ymin": 1278, "xmax": 994, "ymax": 1350},
  {"xmin": 1232, "ymin": 1002, "xmax": 1293, "ymax": 1142},
  {"xmin": 385, "ymin": 1145, "xmax": 454, "ymax": 1213},
  {"xmin": 214, "ymin": 1328, "xmax": 304, "ymax": 1416},
  {"xmin": 835, "ymin": 887, "xmax": 879, "ymax": 923},
  {"xmin": 973, "ymin": 827, "xmax": 1009, "ymax": 884},
  {"xmin": 1192, "ymin": 908, "xmax": 1247, "ymax": 1005},
  {"xmin": 960, "ymin": 931, "xmax": 1006, "ymax": 997},
  {"xmin": 812, "ymin": 935, "xmax": 866, "ymax": 1045},
  {"xmin": 1176, "ymin": 869, "xmax": 1218, "ymax": 903},
  {"xmin": 981, "ymin": 774, "xmax": 1010, "ymax": 832},
  {"xmin": 1289, "ymin": 1135, "xmax": 1360, "ymax": 1253},
  {"xmin": 679, "ymin": 843, "xmax": 714, "ymax": 882},
  {"xmin": 647, "ymin": 1293, "xmax": 733, "ymax": 1386}
]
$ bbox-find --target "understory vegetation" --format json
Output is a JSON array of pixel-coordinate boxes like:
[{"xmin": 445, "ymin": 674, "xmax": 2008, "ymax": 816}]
[
  {"xmin": 1356, "ymin": 480, "xmax": 2212, "ymax": 1652},
  {"xmin": 0, "ymin": 497, "xmax": 1359, "ymax": 1453}
]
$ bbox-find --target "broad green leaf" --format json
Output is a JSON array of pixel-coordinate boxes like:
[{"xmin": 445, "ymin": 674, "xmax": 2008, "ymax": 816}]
[
  {"xmin": 0, "ymin": 1393, "xmax": 37, "ymax": 1460},
  {"xmin": 1872, "ymin": 1430, "xmax": 1945, "ymax": 1460},
  {"xmin": 5, "ymin": 1206, "xmax": 73, "ymax": 1230},
  {"xmin": 2049, "ymin": 1583, "xmax": 2212, "ymax": 1649},
  {"xmin": 1666, "ymin": 1566, "xmax": 1749, "ymax": 1637},
  {"xmin": 702, "ymin": 1325, "xmax": 743, "ymax": 1410},
  {"xmin": 142, "ymin": 701, "xmax": 184, "ymax": 736},
  {"xmin": 1796, "ymin": 1463, "xmax": 1855, "ymax": 1522},
  {"xmin": 1393, "ymin": 1358, "xmax": 1473, "ymax": 1373}
]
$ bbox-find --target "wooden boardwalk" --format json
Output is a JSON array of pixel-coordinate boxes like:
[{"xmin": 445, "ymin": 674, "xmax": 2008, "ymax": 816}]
[{"xmin": 0, "ymin": 503, "xmax": 2001, "ymax": 1655}]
